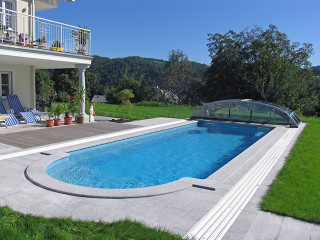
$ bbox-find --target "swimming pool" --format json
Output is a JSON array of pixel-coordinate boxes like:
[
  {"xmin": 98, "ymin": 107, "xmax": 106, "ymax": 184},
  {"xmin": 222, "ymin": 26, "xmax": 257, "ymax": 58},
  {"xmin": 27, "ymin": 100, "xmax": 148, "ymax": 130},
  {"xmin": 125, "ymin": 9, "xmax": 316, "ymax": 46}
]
[{"xmin": 46, "ymin": 121, "xmax": 272, "ymax": 189}]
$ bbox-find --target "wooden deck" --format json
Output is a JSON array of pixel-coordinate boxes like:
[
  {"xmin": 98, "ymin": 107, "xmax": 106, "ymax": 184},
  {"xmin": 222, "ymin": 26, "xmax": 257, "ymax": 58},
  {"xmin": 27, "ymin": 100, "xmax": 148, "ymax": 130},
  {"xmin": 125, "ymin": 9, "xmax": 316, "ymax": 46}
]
[{"xmin": 0, "ymin": 122, "xmax": 138, "ymax": 149}]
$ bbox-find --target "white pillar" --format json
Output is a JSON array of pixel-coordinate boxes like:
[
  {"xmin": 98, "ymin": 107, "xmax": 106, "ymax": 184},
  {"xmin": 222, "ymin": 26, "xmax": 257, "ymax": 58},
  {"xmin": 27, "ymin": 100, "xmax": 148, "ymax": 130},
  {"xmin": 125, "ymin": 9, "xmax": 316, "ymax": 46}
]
[
  {"xmin": 32, "ymin": 66, "xmax": 36, "ymax": 109},
  {"xmin": 76, "ymin": 64, "xmax": 90, "ymax": 116}
]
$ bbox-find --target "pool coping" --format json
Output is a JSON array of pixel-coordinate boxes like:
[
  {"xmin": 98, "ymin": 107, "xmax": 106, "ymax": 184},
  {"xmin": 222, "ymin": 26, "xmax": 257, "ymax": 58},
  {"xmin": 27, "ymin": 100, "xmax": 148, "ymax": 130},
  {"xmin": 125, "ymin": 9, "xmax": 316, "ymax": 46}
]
[{"xmin": 25, "ymin": 119, "xmax": 286, "ymax": 199}]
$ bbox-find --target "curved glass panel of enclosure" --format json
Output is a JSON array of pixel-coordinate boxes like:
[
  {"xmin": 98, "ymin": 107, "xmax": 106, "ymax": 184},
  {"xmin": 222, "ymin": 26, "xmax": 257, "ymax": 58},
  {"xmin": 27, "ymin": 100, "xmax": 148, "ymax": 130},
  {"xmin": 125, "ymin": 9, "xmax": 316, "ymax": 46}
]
[{"xmin": 191, "ymin": 99, "xmax": 301, "ymax": 128}]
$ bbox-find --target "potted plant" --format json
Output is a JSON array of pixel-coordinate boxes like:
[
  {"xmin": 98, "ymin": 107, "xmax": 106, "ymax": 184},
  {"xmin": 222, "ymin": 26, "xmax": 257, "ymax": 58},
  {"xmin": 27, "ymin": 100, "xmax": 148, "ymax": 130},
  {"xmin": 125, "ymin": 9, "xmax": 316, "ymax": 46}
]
[
  {"xmin": 50, "ymin": 40, "xmax": 63, "ymax": 52},
  {"xmin": 77, "ymin": 113, "xmax": 84, "ymax": 124},
  {"xmin": 53, "ymin": 104, "xmax": 63, "ymax": 126},
  {"xmin": 46, "ymin": 107, "xmax": 54, "ymax": 127},
  {"xmin": 36, "ymin": 35, "xmax": 46, "ymax": 49},
  {"xmin": 76, "ymin": 86, "xmax": 86, "ymax": 124},
  {"xmin": 72, "ymin": 25, "xmax": 89, "ymax": 55},
  {"xmin": 17, "ymin": 34, "xmax": 34, "ymax": 47},
  {"xmin": 63, "ymin": 95, "xmax": 77, "ymax": 125}
]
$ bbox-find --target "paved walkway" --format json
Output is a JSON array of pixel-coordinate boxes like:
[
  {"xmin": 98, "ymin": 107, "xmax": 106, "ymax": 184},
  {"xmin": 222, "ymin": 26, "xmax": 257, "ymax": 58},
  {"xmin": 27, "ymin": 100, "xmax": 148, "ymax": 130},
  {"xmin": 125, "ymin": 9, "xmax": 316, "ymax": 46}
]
[{"xmin": 0, "ymin": 117, "xmax": 319, "ymax": 239}]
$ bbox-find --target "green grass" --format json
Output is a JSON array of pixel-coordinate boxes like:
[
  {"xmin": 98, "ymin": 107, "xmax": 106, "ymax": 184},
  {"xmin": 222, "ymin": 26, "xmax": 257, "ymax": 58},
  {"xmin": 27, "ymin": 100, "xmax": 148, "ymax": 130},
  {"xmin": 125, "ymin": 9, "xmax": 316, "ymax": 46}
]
[
  {"xmin": 87, "ymin": 103, "xmax": 198, "ymax": 120},
  {"xmin": 0, "ymin": 206, "xmax": 182, "ymax": 240},
  {"xmin": 261, "ymin": 116, "xmax": 320, "ymax": 224}
]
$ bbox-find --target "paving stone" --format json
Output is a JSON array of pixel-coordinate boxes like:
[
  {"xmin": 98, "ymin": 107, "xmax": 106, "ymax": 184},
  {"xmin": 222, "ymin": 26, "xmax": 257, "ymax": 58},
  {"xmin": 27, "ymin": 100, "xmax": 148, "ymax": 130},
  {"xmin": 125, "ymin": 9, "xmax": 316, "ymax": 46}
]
[
  {"xmin": 311, "ymin": 225, "xmax": 320, "ymax": 240},
  {"xmin": 244, "ymin": 212, "xmax": 283, "ymax": 240},
  {"xmin": 227, "ymin": 210, "xmax": 258, "ymax": 235},
  {"xmin": 222, "ymin": 230, "xmax": 247, "ymax": 240},
  {"xmin": 242, "ymin": 202, "xmax": 260, "ymax": 214},
  {"xmin": 277, "ymin": 217, "xmax": 314, "ymax": 240}
]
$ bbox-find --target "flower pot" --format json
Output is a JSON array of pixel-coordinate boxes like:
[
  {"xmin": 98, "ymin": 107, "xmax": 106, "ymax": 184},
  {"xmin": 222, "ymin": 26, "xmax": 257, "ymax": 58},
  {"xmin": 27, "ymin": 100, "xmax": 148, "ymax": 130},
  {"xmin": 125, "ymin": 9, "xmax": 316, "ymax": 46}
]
[
  {"xmin": 38, "ymin": 43, "xmax": 46, "ymax": 49},
  {"xmin": 54, "ymin": 119, "xmax": 61, "ymax": 126},
  {"xmin": 77, "ymin": 116, "xmax": 84, "ymax": 124},
  {"xmin": 46, "ymin": 119, "xmax": 53, "ymax": 127},
  {"xmin": 64, "ymin": 117, "xmax": 72, "ymax": 125},
  {"xmin": 51, "ymin": 47, "xmax": 63, "ymax": 51}
]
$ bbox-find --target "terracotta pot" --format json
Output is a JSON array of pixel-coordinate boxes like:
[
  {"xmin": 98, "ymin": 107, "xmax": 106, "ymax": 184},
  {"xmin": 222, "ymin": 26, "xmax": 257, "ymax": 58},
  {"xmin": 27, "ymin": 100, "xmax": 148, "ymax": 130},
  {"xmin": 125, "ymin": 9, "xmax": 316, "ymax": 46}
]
[
  {"xmin": 64, "ymin": 117, "xmax": 72, "ymax": 125},
  {"xmin": 54, "ymin": 119, "xmax": 61, "ymax": 126},
  {"xmin": 77, "ymin": 116, "xmax": 84, "ymax": 124},
  {"xmin": 46, "ymin": 119, "xmax": 53, "ymax": 127}
]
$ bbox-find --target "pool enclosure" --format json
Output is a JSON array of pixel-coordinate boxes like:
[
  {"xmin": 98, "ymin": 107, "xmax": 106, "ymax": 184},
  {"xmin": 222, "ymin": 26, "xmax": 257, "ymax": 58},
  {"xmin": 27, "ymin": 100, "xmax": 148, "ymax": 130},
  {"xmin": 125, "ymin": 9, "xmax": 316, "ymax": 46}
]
[{"xmin": 191, "ymin": 99, "xmax": 302, "ymax": 128}]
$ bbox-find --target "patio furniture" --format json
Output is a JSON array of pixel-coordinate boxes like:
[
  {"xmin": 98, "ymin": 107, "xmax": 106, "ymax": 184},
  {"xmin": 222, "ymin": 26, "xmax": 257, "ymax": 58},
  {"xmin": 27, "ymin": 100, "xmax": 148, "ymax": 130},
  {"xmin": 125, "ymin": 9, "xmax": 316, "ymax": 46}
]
[
  {"xmin": 3, "ymin": 29, "xmax": 18, "ymax": 44},
  {"xmin": 0, "ymin": 115, "xmax": 9, "ymax": 128},
  {"xmin": 31, "ymin": 109, "xmax": 47, "ymax": 121},
  {"xmin": 0, "ymin": 98, "xmax": 18, "ymax": 127},
  {"xmin": 7, "ymin": 94, "xmax": 37, "ymax": 123}
]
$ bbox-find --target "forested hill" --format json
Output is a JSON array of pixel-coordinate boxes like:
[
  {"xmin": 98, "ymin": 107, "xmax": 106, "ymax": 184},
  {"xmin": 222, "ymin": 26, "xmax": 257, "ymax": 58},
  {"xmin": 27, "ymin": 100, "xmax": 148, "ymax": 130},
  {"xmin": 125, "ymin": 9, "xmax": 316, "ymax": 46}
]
[
  {"xmin": 88, "ymin": 55, "xmax": 208, "ymax": 88},
  {"xmin": 312, "ymin": 66, "xmax": 320, "ymax": 76}
]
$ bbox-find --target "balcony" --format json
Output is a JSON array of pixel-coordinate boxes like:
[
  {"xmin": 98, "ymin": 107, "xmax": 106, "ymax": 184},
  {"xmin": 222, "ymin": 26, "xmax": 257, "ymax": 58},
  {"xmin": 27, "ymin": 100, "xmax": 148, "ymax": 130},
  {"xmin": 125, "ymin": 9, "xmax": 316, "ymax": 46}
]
[{"xmin": 0, "ymin": 7, "xmax": 91, "ymax": 56}]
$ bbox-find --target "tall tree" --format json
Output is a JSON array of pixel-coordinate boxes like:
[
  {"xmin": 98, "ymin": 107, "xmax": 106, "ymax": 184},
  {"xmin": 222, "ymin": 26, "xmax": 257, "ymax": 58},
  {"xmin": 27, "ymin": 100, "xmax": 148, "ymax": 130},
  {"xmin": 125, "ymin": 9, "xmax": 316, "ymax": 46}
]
[
  {"xmin": 162, "ymin": 49, "xmax": 194, "ymax": 104},
  {"xmin": 51, "ymin": 68, "xmax": 102, "ymax": 102},
  {"xmin": 35, "ymin": 70, "xmax": 55, "ymax": 110},
  {"xmin": 117, "ymin": 68, "xmax": 152, "ymax": 102},
  {"xmin": 205, "ymin": 24, "xmax": 318, "ymax": 115}
]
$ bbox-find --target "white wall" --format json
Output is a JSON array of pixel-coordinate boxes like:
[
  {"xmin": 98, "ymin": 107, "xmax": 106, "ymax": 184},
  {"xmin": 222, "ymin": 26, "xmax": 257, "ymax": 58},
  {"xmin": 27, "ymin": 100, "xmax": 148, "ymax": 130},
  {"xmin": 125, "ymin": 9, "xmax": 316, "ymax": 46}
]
[{"xmin": 0, "ymin": 63, "xmax": 35, "ymax": 108}]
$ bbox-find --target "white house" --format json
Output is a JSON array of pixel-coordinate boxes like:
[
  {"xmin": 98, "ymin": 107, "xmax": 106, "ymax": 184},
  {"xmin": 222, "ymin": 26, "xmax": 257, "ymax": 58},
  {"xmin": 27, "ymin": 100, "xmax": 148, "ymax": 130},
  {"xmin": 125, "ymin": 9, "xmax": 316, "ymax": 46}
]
[{"xmin": 0, "ymin": 0, "xmax": 92, "ymax": 118}]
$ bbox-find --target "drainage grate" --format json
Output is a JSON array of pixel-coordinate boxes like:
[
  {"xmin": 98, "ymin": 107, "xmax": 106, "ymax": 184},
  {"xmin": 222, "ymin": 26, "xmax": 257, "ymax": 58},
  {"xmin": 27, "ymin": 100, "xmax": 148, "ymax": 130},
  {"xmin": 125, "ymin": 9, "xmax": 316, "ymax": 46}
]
[
  {"xmin": 192, "ymin": 184, "xmax": 216, "ymax": 191},
  {"xmin": 40, "ymin": 152, "xmax": 51, "ymax": 156}
]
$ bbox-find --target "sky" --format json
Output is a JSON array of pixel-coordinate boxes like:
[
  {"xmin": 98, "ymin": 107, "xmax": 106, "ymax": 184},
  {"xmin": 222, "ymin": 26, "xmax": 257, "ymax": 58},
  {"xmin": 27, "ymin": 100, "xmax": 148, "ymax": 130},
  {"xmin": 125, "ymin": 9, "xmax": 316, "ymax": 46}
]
[{"xmin": 37, "ymin": 0, "xmax": 320, "ymax": 66}]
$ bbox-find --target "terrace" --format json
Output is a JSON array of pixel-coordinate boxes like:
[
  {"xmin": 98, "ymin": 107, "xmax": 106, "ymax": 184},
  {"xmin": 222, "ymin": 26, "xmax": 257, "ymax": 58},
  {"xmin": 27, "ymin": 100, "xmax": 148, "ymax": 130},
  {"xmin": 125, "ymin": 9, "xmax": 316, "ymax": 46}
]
[
  {"xmin": 0, "ymin": 6, "xmax": 91, "ymax": 56},
  {"xmin": 0, "ymin": 97, "xmax": 319, "ymax": 240}
]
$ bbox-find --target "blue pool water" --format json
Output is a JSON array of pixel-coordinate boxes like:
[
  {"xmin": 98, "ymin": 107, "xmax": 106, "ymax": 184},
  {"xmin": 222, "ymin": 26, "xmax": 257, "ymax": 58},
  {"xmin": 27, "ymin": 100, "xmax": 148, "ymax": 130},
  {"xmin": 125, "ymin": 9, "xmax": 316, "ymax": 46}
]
[{"xmin": 46, "ymin": 122, "xmax": 272, "ymax": 189}]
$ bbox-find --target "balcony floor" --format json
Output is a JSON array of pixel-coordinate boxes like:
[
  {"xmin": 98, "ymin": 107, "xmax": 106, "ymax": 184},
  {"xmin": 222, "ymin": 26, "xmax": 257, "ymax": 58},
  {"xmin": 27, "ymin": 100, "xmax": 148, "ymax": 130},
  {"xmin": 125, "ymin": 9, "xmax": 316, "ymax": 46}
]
[{"xmin": 0, "ymin": 43, "xmax": 92, "ymax": 69}]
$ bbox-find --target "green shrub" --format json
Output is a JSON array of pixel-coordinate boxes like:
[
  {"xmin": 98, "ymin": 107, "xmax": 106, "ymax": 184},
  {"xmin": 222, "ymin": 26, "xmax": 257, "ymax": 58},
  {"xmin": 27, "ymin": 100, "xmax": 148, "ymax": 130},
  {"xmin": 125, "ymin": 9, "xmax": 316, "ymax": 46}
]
[{"xmin": 135, "ymin": 101, "xmax": 173, "ymax": 107}]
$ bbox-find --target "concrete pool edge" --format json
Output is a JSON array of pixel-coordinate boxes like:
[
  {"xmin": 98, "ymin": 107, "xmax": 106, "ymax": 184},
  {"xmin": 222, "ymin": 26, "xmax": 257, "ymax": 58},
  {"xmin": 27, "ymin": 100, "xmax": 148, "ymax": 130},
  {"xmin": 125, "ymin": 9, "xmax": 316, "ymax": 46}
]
[{"xmin": 25, "ymin": 120, "xmax": 283, "ymax": 199}]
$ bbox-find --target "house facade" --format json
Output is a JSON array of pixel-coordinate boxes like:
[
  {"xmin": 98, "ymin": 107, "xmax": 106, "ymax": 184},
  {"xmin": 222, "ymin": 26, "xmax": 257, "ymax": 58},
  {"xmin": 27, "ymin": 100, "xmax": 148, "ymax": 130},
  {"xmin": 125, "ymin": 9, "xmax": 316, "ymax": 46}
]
[{"xmin": 0, "ymin": 0, "xmax": 92, "ymax": 117}]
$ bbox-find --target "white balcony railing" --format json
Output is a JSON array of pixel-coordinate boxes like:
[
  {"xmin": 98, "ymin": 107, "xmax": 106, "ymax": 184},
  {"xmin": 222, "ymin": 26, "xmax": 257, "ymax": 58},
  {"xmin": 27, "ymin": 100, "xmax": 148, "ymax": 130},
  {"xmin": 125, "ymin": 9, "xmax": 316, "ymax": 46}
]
[{"xmin": 0, "ymin": 7, "xmax": 91, "ymax": 56}]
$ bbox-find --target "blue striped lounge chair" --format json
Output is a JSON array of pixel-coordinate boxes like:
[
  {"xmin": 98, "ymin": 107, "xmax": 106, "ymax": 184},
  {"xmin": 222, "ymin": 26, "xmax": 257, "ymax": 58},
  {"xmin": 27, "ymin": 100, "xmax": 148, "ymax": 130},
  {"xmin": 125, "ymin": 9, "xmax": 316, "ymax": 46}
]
[
  {"xmin": 7, "ymin": 95, "xmax": 37, "ymax": 123},
  {"xmin": 0, "ymin": 98, "xmax": 18, "ymax": 126}
]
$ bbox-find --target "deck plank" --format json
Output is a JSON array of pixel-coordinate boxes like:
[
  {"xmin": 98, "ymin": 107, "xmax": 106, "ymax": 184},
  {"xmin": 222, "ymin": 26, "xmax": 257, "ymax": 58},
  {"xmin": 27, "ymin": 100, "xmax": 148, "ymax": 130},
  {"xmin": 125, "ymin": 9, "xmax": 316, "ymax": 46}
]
[{"xmin": 0, "ymin": 122, "xmax": 139, "ymax": 149}]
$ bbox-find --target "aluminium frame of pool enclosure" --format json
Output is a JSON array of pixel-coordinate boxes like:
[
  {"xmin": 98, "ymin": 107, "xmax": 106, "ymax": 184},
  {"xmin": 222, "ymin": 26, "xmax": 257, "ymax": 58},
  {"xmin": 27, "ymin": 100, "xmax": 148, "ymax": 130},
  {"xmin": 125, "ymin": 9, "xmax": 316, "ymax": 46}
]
[{"xmin": 191, "ymin": 99, "xmax": 302, "ymax": 128}]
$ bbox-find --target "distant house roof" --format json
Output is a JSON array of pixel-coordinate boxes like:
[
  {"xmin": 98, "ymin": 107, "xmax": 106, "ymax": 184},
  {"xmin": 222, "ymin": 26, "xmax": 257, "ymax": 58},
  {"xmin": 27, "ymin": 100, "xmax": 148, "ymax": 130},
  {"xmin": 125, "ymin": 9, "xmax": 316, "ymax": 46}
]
[
  {"xmin": 152, "ymin": 86, "xmax": 179, "ymax": 104},
  {"xmin": 91, "ymin": 95, "xmax": 107, "ymax": 103}
]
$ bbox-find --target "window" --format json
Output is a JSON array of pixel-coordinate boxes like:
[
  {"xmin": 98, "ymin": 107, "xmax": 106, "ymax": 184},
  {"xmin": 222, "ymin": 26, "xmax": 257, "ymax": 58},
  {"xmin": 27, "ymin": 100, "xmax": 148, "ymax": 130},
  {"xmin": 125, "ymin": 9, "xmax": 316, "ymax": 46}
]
[
  {"xmin": 0, "ymin": 72, "xmax": 12, "ymax": 97},
  {"xmin": 1, "ymin": 0, "xmax": 16, "ymax": 29}
]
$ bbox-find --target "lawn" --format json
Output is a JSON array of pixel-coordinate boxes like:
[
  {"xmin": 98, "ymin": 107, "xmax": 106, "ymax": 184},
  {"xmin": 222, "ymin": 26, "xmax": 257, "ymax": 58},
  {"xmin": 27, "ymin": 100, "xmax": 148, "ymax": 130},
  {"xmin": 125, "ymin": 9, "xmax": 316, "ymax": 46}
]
[
  {"xmin": 0, "ymin": 207, "xmax": 182, "ymax": 240},
  {"xmin": 86, "ymin": 103, "xmax": 198, "ymax": 120},
  {"xmin": 261, "ymin": 116, "xmax": 320, "ymax": 224}
]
